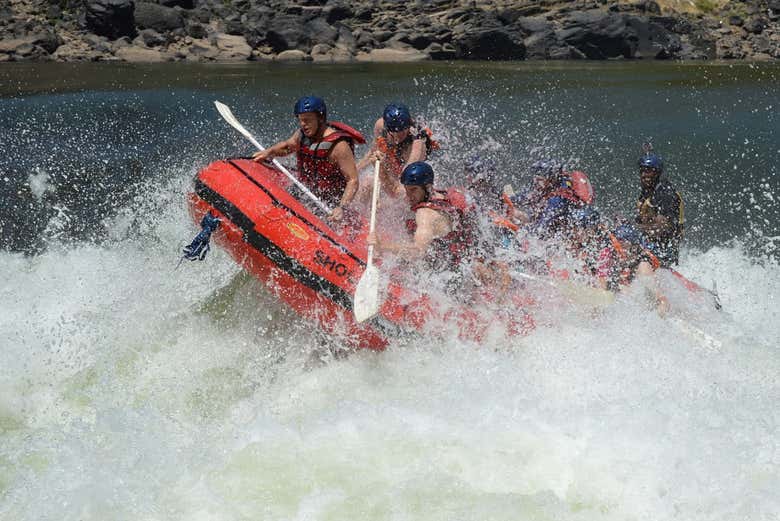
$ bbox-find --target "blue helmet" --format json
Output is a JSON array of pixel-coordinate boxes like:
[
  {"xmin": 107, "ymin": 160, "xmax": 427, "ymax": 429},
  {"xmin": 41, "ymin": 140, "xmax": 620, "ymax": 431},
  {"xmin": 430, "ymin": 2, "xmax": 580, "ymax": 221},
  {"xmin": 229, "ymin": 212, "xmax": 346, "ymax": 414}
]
[
  {"xmin": 530, "ymin": 159, "xmax": 564, "ymax": 179},
  {"xmin": 400, "ymin": 161, "xmax": 434, "ymax": 186},
  {"xmin": 613, "ymin": 223, "xmax": 643, "ymax": 244},
  {"xmin": 294, "ymin": 96, "xmax": 327, "ymax": 119},
  {"xmin": 464, "ymin": 154, "xmax": 497, "ymax": 177},
  {"xmin": 382, "ymin": 104, "xmax": 412, "ymax": 132},
  {"xmin": 638, "ymin": 153, "xmax": 663, "ymax": 172},
  {"xmin": 571, "ymin": 206, "xmax": 600, "ymax": 228}
]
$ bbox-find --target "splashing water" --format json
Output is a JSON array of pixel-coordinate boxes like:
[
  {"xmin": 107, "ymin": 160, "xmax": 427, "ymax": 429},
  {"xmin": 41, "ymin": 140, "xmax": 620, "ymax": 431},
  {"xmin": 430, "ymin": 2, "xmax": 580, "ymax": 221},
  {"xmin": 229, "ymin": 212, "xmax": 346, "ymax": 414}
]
[{"xmin": 1, "ymin": 62, "xmax": 778, "ymax": 520}]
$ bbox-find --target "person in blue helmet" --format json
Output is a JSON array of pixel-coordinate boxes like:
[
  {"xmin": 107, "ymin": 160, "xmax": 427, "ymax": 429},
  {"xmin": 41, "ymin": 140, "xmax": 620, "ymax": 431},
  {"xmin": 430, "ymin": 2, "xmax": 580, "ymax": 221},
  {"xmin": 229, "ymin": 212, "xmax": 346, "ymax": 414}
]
[
  {"xmin": 510, "ymin": 159, "xmax": 594, "ymax": 238},
  {"xmin": 356, "ymin": 103, "xmax": 438, "ymax": 199},
  {"xmin": 253, "ymin": 96, "xmax": 365, "ymax": 222},
  {"xmin": 635, "ymin": 146, "xmax": 684, "ymax": 266},
  {"xmin": 367, "ymin": 161, "xmax": 474, "ymax": 273}
]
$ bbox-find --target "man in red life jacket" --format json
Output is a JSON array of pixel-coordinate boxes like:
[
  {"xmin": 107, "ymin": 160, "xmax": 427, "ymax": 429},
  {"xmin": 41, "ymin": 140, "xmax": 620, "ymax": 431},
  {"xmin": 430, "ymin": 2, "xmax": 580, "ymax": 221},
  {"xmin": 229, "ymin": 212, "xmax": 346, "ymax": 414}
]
[
  {"xmin": 367, "ymin": 161, "xmax": 474, "ymax": 274},
  {"xmin": 252, "ymin": 96, "xmax": 364, "ymax": 222},
  {"xmin": 356, "ymin": 103, "xmax": 437, "ymax": 200}
]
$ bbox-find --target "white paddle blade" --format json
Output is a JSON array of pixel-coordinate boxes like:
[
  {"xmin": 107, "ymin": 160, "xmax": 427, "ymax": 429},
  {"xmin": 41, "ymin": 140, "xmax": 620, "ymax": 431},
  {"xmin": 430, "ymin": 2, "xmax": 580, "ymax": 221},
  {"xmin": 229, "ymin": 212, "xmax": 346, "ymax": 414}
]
[
  {"xmin": 214, "ymin": 100, "xmax": 265, "ymax": 151},
  {"xmin": 353, "ymin": 264, "xmax": 380, "ymax": 323}
]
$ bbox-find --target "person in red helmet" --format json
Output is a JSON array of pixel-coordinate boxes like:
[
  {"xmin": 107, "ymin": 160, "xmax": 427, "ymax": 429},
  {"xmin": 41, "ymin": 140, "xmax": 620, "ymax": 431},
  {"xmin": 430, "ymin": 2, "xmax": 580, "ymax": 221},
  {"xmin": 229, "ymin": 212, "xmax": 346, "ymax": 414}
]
[{"xmin": 253, "ymin": 96, "xmax": 364, "ymax": 222}]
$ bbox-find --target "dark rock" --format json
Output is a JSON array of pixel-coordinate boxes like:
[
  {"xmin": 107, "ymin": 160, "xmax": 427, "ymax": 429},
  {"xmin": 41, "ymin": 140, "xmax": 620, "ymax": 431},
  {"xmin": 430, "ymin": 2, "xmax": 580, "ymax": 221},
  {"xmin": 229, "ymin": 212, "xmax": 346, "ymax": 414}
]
[
  {"xmin": 514, "ymin": 16, "xmax": 552, "ymax": 35},
  {"xmin": 626, "ymin": 16, "xmax": 681, "ymax": 58},
  {"xmin": 769, "ymin": 0, "xmax": 780, "ymax": 12},
  {"xmin": 185, "ymin": 20, "xmax": 207, "ymax": 38},
  {"xmin": 85, "ymin": 0, "xmax": 136, "ymax": 40},
  {"xmin": 190, "ymin": 7, "xmax": 211, "ymax": 23},
  {"xmin": 523, "ymin": 28, "xmax": 557, "ymax": 59},
  {"xmin": 454, "ymin": 28, "xmax": 525, "ymax": 60},
  {"xmin": 649, "ymin": 15, "xmax": 691, "ymax": 34},
  {"xmin": 354, "ymin": 7, "xmax": 372, "ymax": 21},
  {"xmin": 139, "ymin": 27, "xmax": 166, "ymax": 46},
  {"xmin": 265, "ymin": 15, "xmax": 307, "ymax": 52},
  {"xmin": 224, "ymin": 15, "xmax": 244, "ymax": 35},
  {"xmin": 427, "ymin": 42, "xmax": 457, "ymax": 60},
  {"xmin": 84, "ymin": 32, "xmax": 112, "ymax": 52},
  {"xmin": 372, "ymin": 30, "xmax": 393, "ymax": 43},
  {"xmin": 47, "ymin": 5, "xmax": 62, "ymax": 19},
  {"xmin": 558, "ymin": 11, "xmax": 636, "ymax": 59},
  {"xmin": 409, "ymin": 34, "xmax": 433, "ymax": 50},
  {"xmin": 498, "ymin": 5, "xmax": 544, "ymax": 25},
  {"xmin": 728, "ymin": 15, "xmax": 744, "ymax": 26},
  {"xmin": 326, "ymin": 3, "xmax": 352, "ymax": 24},
  {"xmin": 306, "ymin": 18, "xmax": 338, "ymax": 46},
  {"xmin": 336, "ymin": 23, "xmax": 356, "ymax": 50},
  {"xmin": 135, "ymin": 2, "xmax": 184, "ymax": 32},
  {"xmin": 744, "ymin": 18, "xmax": 767, "ymax": 34},
  {"xmin": 159, "ymin": 0, "xmax": 194, "ymax": 8},
  {"xmin": 355, "ymin": 30, "xmax": 376, "ymax": 48}
]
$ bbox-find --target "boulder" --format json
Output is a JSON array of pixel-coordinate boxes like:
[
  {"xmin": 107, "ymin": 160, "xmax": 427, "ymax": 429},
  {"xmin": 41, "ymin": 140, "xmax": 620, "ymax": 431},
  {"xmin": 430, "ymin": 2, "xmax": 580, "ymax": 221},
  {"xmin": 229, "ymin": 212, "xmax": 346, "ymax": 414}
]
[
  {"xmin": 453, "ymin": 28, "xmax": 526, "ymax": 60},
  {"xmin": 211, "ymin": 33, "xmax": 252, "ymax": 59},
  {"xmin": 744, "ymin": 18, "xmax": 767, "ymax": 34},
  {"xmin": 0, "ymin": 31, "xmax": 61, "ymax": 57},
  {"xmin": 325, "ymin": 3, "xmax": 353, "ymax": 24},
  {"xmin": 159, "ymin": 0, "xmax": 193, "ymax": 8},
  {"xmin": 85, "ymin": 0, "xmax": 136, "ymax": 39},
  {"xmin": 134, "ymin": 2, "xmax": 184, "ymax": 32},
  {"xmin": 355, "ymin": 47, "xmax": 429, "ymax": 62},
  {"xmin": 626, "ymin": 16, "xmax": 682, "ymax": 58},
  {"xmin": 276, "ymin": 49, "xmax": 309, "ymax": 61},
  {"xmin": 139, "ymin": 28, "xmax": 166, "ymax": 46},
  {"xmin": 523, "ymin": 29, "xmax": 558, "ymax": 59},
  {"xmin": 306, "ymin": 18, "xmax": 338, "ymax": 46},
  {"xmin": 558, "ymin": 11, "xmax": 636, "ymax": 59},
  {"xmin": 114, "ymin": 45, "xmax": 168, "ymax": 61},
  {"xmin": 265, "ymin": 15, "xmax": 307, "ymax": 52}
]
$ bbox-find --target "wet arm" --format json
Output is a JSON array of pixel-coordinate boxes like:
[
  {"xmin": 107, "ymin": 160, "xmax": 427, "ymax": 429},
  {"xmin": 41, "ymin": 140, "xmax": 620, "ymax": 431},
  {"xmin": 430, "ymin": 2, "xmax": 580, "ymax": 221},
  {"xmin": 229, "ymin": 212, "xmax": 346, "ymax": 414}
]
[{"xmin": 253, "ymin": 130, "xmax": 299, "ymax": 161}]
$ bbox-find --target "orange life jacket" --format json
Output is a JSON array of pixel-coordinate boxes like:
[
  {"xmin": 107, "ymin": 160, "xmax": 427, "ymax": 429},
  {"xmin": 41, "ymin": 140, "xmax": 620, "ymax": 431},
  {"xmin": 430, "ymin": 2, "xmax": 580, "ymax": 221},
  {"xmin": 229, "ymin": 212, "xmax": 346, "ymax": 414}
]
[{"xmin": 376, "ymin": 124, "xmax": 439, "ymax": 178}]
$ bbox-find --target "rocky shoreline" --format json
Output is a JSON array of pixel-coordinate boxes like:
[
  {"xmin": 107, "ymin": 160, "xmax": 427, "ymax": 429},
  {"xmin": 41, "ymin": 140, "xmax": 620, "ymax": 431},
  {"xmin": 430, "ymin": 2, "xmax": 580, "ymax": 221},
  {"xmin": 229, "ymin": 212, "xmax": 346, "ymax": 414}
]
[{"xmin": 1, "ymin": 0, "xmax": 779, "ymax": 63}]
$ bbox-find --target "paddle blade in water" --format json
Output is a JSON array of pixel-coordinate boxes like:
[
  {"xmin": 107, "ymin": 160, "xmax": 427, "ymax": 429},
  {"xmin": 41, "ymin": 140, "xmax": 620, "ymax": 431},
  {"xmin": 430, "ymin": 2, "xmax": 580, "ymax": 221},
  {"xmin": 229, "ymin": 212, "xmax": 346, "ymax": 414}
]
[{"xmin": 354, "ymin": 264, "xmax": 380, "ymax": 323}]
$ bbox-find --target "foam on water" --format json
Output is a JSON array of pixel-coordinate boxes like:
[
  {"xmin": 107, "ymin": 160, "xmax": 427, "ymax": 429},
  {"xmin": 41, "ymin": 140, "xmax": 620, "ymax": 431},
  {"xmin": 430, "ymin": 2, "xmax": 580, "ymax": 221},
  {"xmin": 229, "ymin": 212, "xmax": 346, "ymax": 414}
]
[
  {"xmin": 2, "ymin": 62, "xmax": 779, "ymax": 520},
  {"xmin": 1, "ymin": 167, "xmax": 778, "ymax": 521}
]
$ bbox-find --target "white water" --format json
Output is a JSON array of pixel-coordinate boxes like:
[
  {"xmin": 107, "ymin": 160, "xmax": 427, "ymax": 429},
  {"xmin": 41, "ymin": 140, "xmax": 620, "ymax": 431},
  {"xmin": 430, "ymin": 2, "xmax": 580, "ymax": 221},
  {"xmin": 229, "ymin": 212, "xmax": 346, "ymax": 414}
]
[{"xmin": 1, "ymin": 173, "xmax": 778, "ymax": 521}]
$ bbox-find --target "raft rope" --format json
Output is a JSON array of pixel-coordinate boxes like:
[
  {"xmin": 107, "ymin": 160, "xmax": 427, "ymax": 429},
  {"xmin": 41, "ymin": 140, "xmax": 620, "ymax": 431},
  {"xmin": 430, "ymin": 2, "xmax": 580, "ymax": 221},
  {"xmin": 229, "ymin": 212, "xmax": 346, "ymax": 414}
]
[{"xmin": 178, "ymin": 212, "xmax": 221, "ymax": 267}]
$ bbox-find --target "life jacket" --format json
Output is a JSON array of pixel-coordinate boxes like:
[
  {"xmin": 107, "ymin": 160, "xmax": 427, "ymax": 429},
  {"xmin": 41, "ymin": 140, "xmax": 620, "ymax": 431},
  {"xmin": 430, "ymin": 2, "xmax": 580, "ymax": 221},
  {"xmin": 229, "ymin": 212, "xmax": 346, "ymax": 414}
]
[
  {"xmin": 540, "ymin": 171, "xmax": 593, "ymax": 209},
  {"xmin": 376, "ymin": 123, "xmax": 439, "ymax": 178},
  {"xmin": 405, "ymin": 188, "xmax": 475, "ymax": 271},
  {"xmin": 297, "ymin": 121, "xmax": 365, "ymax": 206}
]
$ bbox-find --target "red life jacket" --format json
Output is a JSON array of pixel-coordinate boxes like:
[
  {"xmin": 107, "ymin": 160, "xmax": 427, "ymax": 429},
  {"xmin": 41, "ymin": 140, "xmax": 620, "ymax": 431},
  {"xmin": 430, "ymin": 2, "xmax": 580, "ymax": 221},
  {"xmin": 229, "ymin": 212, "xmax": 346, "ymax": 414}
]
[
  {"xmin": 376, "ymin": 123, "xmax": 438, "ymax": 178},
  {"xmin": 406, "ymin": 188, "xmax": 475, "ymax": 271},
  {"xmin": 296, "ymin": 121, "xmax": 365, "ymax": 206},
  {"xmin": 544, "ymin": 171, "xmax": 594, "ymax": 207}
]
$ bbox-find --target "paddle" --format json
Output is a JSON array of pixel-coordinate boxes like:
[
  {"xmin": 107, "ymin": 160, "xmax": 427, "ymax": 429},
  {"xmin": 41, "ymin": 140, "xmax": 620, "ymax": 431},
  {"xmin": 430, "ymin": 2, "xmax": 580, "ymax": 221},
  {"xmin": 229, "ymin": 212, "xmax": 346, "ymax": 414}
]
[
  {"xmin": 213, "ymin": 100, "xmax": 331, "ymax": 215},
  {"xmin": 353, "ymin": 160, "xmax": 382, "ymax": 323}
]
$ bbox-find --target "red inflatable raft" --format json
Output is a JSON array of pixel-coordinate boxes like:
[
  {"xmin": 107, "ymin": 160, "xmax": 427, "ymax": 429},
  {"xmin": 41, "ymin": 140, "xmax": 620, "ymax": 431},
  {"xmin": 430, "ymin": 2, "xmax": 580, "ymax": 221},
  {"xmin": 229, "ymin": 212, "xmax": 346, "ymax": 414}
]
[{"xmin": 188, "ymin": 159, "xmax": 534, "ymax": 351}]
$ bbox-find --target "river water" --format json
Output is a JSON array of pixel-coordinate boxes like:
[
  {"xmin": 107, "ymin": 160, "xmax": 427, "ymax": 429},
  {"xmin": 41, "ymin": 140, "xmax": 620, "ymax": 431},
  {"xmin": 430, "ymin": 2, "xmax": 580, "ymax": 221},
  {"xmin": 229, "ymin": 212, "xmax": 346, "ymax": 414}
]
[{"xmin": 1, "ymin": 62, "xmax": 778, "ymax": 520}]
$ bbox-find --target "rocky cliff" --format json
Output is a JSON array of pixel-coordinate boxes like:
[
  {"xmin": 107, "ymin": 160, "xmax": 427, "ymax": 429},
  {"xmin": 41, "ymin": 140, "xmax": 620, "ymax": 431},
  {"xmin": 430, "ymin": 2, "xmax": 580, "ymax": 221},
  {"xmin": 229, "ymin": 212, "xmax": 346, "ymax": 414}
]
[{"xmin": 1, "ymin": 0, "xmax": 778, "ymax": 62}]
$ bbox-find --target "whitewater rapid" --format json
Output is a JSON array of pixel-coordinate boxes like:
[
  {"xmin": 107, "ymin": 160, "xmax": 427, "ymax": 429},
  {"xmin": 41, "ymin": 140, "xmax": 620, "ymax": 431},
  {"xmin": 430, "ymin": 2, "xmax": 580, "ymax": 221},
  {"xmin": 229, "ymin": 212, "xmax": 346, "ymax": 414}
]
[{"xmin": 1, "ymin": 171, "xmax": 777, "ymax": 521}]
